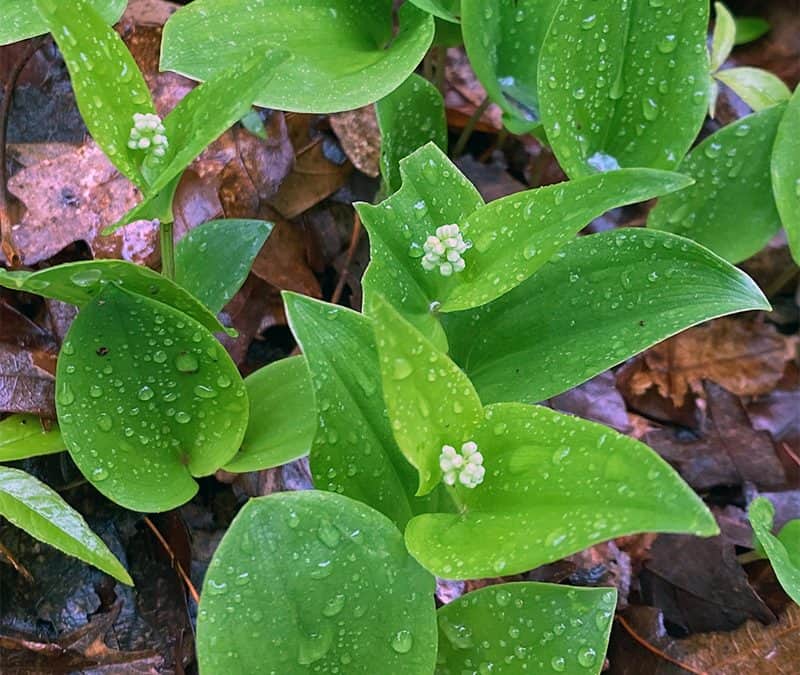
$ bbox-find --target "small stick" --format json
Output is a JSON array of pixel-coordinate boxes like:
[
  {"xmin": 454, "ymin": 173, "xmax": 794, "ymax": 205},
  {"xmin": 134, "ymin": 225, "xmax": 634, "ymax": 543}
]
[
  {"xmin": 0, "ymin": 540, "xmax": 33, "ymax": 582},
  {"xmin": 330, "ymin": 211, "xmax": 362, "ymax": 306},
  {"xmin": 452, "ymin": 96, "xmax": 491, "ymax": 158},
  {"xmin": 143, "ymin": 516, "xmax": 199, "ymax": 604},
  {"xmin": 615, "ymin": 614, "xmax": 706, "ymax": 675}
]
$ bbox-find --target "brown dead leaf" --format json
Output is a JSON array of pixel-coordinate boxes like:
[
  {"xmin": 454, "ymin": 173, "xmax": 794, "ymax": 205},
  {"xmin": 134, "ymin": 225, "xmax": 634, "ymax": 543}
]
[
  {"xmin": 445, "ymin": 48, "xmax": 503, "ymax": 132},
  {"xmin": 624, "ymin": 317, "xmax": 798, "ymax": 408},
  {"xmin": 0, "ymin": 344, "xmax": 55, "ymax": 417},
  {"xmin": 330, "ymin": 106, "xmax": 381, "ymax": 178}
]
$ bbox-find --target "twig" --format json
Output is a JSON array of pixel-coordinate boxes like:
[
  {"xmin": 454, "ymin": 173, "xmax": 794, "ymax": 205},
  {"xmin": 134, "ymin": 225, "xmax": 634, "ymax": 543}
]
[
  {"xmin": 765, "ymin": 266, "xmax": 799, "ymax": 299},
  {"xmin": 143, "ymin": 516, "xmax": 200, "ymax": 605},
  {"xmin": 0, "ymin": 541, "xmax": 33, "ymax": 582},
  {"xmin": 782, "ymin": 441, "xmax": 800, "ymax": 467},
  {"xmin": 0, "ymin": 37, "xmax": 46, "ymax": 268},
  {"xmin": 435, "ymin": 46, "xmax": 447, "ymax": 96},
  {"xmin": 452, "ymin": 96, "xmax": 490, "ymax": 158},
  {"xmin": 330, "ymin": 211, "xmax": 362, "ymax": 306},
  {"xmin": 615, "ymin": 614, "xmax": 706, "ymax": 675}
]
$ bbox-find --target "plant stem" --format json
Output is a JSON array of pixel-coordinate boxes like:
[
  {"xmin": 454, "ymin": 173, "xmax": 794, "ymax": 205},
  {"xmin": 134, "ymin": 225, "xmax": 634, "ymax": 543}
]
[
  {"xmin": 436, "ymin": 46, "xmax": 447, "ymax": 95},
  {"xmin": 452, "ymin": 96, "xmax": 490, "ymax": 158},
  {"xmin": 159, "ymin": 219, "xmax": 175, "ymax": 280}
]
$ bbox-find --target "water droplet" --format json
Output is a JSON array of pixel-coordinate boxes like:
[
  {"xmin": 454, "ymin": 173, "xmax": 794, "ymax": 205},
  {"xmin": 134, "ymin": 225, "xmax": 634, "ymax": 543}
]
[
  {"xmin": 58, "ymin": 382, "xmax": 75, "ymax": 406},
  {"xmin": 153, "ymin": 350, "xmax": 167, "ymax": 364},
  {"xmin": 551, "ymin": 656, "xmax": 566, "ymax": 672},
  {"xmin": 322, "ymin": 593, "xmax": 345, "ymax": 617},
  {"xmin": 70, "ymin": 268, "xmax": 102, "ymax": 287},
  {"xmin": 657, "ymin": 34, "xmax": 677, "ymax": 54},
  {"xmin": 89, "ymin": 384, "xmax": 103, "ymax": 398},
  {"xmin": 97, "ymin": 414, "xmax": 113, "ymax": 432},
  {"xmin": 391, "ymin": 630, "xmax": 413, "ymax": 654},
  {"xmin": 317, "ymin": 519, "xmax": 341, "ymax": 548},
  {"xmin": 175, "ymin": 352, "xmax": 199, "ymax": 373},
  {"xmin": 91, "ymin": 466, "xmax": 109, "ymax": 482},
  {"xmin": 194, "ymin": 384, "xmax": 218, "ymax": 399},
  {"xmin": 577, "ymin": 646, "xmax": 597, "ymax": 667},
  {"xmin": 138, "ymin": 385, "xmax": 155, "ymax": 401},
  {"xmin": 175, "ymin": 411, "xmax": 192, "ymax": 424},
  {"xmin": 392, "ymin": 358, "xmax": 412, "ymax": 380}
]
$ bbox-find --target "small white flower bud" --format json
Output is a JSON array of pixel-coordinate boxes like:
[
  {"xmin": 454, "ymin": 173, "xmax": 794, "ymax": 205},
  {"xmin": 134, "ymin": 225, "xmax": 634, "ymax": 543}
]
[
  {"xmin": 439, "ymin": 441, "xmax": 485, "ymax": 489},
  {"xmin": 419, "ymin": 224, "xmax": 470, "ymax": 277}
]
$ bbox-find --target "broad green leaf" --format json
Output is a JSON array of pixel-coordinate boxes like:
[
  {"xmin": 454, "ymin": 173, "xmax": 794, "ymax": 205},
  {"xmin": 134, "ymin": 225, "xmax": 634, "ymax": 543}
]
[
  {"xmin": 444, "ymin": 229, "xmax": 770, "ymax": 404},
  {"xmin": 0, "ymin": 0, "xmax": 126, "ymax": 46},
  {"xmin": 436, "ymin": 583, "xmax": 616, "ymax": 675},
  {"xmin": 771, "ymin": 85, "xmax": 800, "ymax": 264},
  {"xmin": 710, "ymin": 2, "xmax": 736, "ymax": 72},
  {"xmin": 175, "ymin": 219, "xmax": 272, "ymax": 314},
  {"xmin": 409, "ymin": 0, "xmax": 459, "ymax": 23},
  {"xmin": 223, "ymin": 356, "xmax": 316, "ymax": 473},
  {"xmin": 34, "ymin": 0, "xmax": 154, "ymax": 190},
  {"xmin": 539, "ymin": 0, "xmax": 710, "ymax": 178},
  {"xmin": 715, "ymin": 67, "xmax": 791, "ymax": 111},
  {"xmin": 283, "ymin": 293, "xmax": 452, "ymax": 528},
  {"xmin": 197, "ymin": 491, "xmax": 437, "ymax": 674},
  {"xmin": 0, "ymin": 260, "xmax": 229, "ymax": 335},
  {"xmin": 357, "ymin": 143, "xmax": 484, "ymax": 348},
  {"xmin": 0, "ymin": 414, "xmax": 62, "ymax": 462},
  {"xmin": 649, "ymin": 105, "xmax": 785, "ymax": 263},
  {"xmin": 161, "ymin": 0, "xmax": 434, "ymax": 114},
  {"xmin": 57, "ymin": 286, "xmax": 248, "ymax": 513},
  {"xmin": 103, "ymin": 173, "xmax": 180, "ymax": 234},
  {"xmin": 734, "ymin": 16, "xmax": 770, "ymax": 45},
  {"xmin": 443, "ymin": 169, "xmax": 692, "ymax": 311},
  {"xmin": 376, "ymin": 74, "xmax": 448, "ymax": 194},
  {"xmin": 0, "ymin": 466, "xmax": 132, "ymax": 584},
  {"xmin": 406, "ymin": 402, "xmax": 718, "ymax": 579},
  {"xmin": 461, "ymin": 0, "xmax": 559, "ymax": 132},
  {"xmin": 370, "ymin": 295, "xmax": 483, "ymax": 496},
  {"xmin": 749, "ymin": 497, "xmax": 800, "ymax": 604}
]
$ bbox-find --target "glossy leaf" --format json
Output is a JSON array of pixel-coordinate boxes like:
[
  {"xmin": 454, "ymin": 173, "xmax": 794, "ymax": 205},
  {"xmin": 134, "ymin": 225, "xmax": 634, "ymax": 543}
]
[
  {"xmin": 57, "ymin": 286, "xmax": 248, "ymax": 513},
  {"xmin": 444, "ymin": 169, "xmax": 693, "ymax": 311},
  {"xmin": 283, "ymin": 293, "xmax": 452, "ymax": 528},
  {"xmin": 370, "ymin": 295, "xmax": 483, "ymax": 496},
  {"xmin": 197, "ymin": 491, "xmax": 437, "ymax": 673},
  {"xmin": 175, "ymin": 219, "xmax": 272, "ymax": 314},
  {"xmin": 0, "ymin": 466, "xmax": 132, "ymax": 584},
  {"xmin": 734, "ymin": 16, "xmax": 770, "ymax": 45},
  {"xmin": 771, "ymin": 85, "xmax": 800, "ymax": 264},
  {"xmin": 376, "ymin": 74, "xmax": 448, "ymax": 194},
  {"xmin": 539, "ymin": 0, "xmax": 710, "ymax": 177},
  {"xmin": 409, "ymin": 0, "xmax": 459, "ymax": 23},
  {"xmin": 104, "ymin": 174, "xmax": 180, "ymax": 234},
  {"xmin": 406, "ymin": 402, "xmax": 718, "ymax": 579},
  {"xmin": 749, "ymin": 497, "xmax": 800, "ymax": 604},
  {"xmin": 444, "ymin": 229, "xmax": 769, "ymax": 404},
  {"xmin": 357, "ymin": 143, "xmax": 484, "ymax": 348},
  {"xmin": 436, "ymin": 583, "xmax": 616, "ymax": 674},
  {"xmin": 161, "ymin": 0, "xmax": 434, "ymax": 114},
  {"xmin": 0, "ymin": 415, "xmax": 62, "ymax": 461},
  {"xmin": 715, "ymin": 67, "xmax": 791, "ymax": 111},
  {"xmin": 0, "ymin": 0, "xmax": 127, "ymax": 45},
  {"xmin": 710, "ymin": 2, "xmax": 736, "ymax": 72},
  {"xmin": 649, "ymin": 105, "xmax": 785, "ymax": 263},
  {"xmin": 0, "ymin": 259, "xmax": 229, "ymax": 335},
  {"xmin": 461, "ymin": 0, "xmax": 559, "ymax": 131},
  {"xmin": 35, "ymin": 0, "xmax": 154, "ymax": 189},
  {"xmin": 223, "ymin": 356, "xmax": 316, "ymax": 473}
]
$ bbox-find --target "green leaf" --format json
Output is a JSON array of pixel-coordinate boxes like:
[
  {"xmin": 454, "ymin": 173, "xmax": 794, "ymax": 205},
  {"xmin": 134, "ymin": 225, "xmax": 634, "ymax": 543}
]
[
  {"xmin": 0, "ymin": 466, "xmax": 132, "ymax": 584},
  {"xmin": 749, "ymin": 497, "xmax": 800, "ymax": 605},
  {"xmin": 409, "ymin": 0, "xmax": 460, "ymax": 23},
  {"xmin": 57, "ymin": 286, "xmax": 248, "ymax": 513},
  {"xmin": 0, "ymin": 259, "xmax": 229, "ymax": 336},
  {"xmin": 161, "ymin": 0, "xmax": 434, "ymax": 114},
  {"xmin": 0, "ymin": 0, "xmax": 126, "ymax": 46},
  {"xmin": 461, "ymin": 0, "xmax": 559, "ymax": 131},
  {"xmin": 376, "ymin": 74, "xmax": 448, "ymax": 195},
  {"xmin": 0, "ymin": 414, "xmax": 62, "ymax": 462},
  {"xmin": 197, "ymin": 490, "xmax": 437, "ymax": 674},
  {"xmin": 103, "ymin": 174, "xmax": 180, "ymax": 234},
  {"xmin": 710, "ymin": 2, "xmax": 736, "ymax": 72},
  {"xmin": 539, "ymin": 0, "xmax": 710, "ymax": 178},
  {"xmin": 370, "ymin": 295, "xmax": 483, "ymax": 496},
  {"xmin": 436, "ymin": 583, "xmax": 616, "ymax": 674},
  {"xmin": 734, "ymin": 16, "xmax": 770, "ymax": 46},
  {"xmin": 34, "ymin": 0, "xmax": 154, "ymax": 189},
  {"xmin": 443, "ymin": 169, "xmax": 693, "ymax": 311},
  {"xmin": 283, "ymin": 293, "xmax": 452, "ymax": 528},
  {"xmin": 444, "ymin": 228, "xmax": 770, "ymax": 404},
  {"xmin": 406, "ymin": 402, "xmax": 718, "ymax": 579},
  {"xmin": 223, "ymin": 356, "xmax": 316, "ymax": 473},
  {"xmin": 357, "ymin": 143, "xmax": 484, "ymax": 348},
  {"xmin": 715, "ymin": 67, "xmax": 791, "ymax": 111},
  {"xmin": 649, "ymin": 104, "xmax": 785, "ymax": 263},
  {"xmin": 771, "ymin": 85, "xmax": 800, "ymax": 264},
  {"xmin": 175, "ymin": 219, "xmax": 272, "ymax": 314}
]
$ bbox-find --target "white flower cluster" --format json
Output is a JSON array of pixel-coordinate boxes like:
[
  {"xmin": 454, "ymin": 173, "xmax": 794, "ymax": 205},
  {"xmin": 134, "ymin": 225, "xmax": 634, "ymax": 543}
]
[
  {"xmin": 127, "ymin": 113, "xmax": 168, "ymax": 158},
  {"xmin": 439, "ymin": 441, "xmax": 485, "ymax": 489},
  {"xmin": 421, "ymin": 224, "xmax": 469, "ymax": 276}
]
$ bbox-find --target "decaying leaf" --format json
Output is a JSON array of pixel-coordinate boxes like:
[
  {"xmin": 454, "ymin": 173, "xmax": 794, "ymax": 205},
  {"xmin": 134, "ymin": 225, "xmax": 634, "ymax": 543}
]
[
  {"xmin": 0, "ymin": 344, "xmax": 55, "ymax": 417},
  {"xmin": 330, "ymin": 106, "xmax": 381, "ymax": 177}
]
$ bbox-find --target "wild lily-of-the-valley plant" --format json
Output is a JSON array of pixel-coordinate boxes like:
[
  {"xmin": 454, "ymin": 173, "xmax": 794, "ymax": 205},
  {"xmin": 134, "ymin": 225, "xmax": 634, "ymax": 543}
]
[{"xmin": 1, "ymin": 0, "xmax": 798, "ymax": 673}]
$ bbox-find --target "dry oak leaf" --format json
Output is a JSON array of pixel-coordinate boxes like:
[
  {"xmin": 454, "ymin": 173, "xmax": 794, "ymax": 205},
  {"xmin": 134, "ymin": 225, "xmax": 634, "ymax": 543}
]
[
  {"xmin": 626, "ymin": 317, "xmax": 798, "ymax": 408},
  {"xmin": 330, "ymin": 106, "xmax": 381, "ymax": 178}
]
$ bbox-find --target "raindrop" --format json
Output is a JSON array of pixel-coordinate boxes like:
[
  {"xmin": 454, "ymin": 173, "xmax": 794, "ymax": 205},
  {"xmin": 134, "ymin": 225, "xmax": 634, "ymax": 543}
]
[
  {"xmin": 392, "ymin": 358, "xmax": 413, "ymax": 380},
  {"xmin": 97, "ymin": 414, "xmax": 113, "ymax": 432},
  {"xmin": 577, "ymin": 646, "xmax": 597, "ymax": 668},
  {"xmin": 551, "ymin": 656, "xmax": 566, "ymax": 672},
  {"xmin": 176, "ymin": 352, "xmax": 200, "ymax": 373},
  {"xmin": 70, "ymin": 268, "xmax": 103, "ymax": 287},
  {"xmin": 391, "ymin": 629, "xmax": 413, "ymax": 654},
  {"xmin": 138, "ymin": 385, "xmax": 155, "ymax": 401},
  {"xmin": 91, "ymin": 467, "xmax": 109, "ymax": 482}
]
